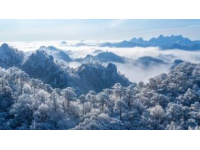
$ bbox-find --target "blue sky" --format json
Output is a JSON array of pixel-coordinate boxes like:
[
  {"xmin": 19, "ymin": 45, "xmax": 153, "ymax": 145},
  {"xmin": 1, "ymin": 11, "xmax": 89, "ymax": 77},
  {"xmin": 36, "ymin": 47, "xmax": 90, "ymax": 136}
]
[{"xmin": 0, "ymin": 19, "xmax": 200, "ymax": 41}]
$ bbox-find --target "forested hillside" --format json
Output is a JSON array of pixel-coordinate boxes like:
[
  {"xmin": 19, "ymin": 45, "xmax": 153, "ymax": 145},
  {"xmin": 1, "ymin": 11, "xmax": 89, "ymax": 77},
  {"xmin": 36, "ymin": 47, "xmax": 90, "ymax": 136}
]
[{"xmin": 1, "ymin": 62, "xmax": 200, "ymax": 129}]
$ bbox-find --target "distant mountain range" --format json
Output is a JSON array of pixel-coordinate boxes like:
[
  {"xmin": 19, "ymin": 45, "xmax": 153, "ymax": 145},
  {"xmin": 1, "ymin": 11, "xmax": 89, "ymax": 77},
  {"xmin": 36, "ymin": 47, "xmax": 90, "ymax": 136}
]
[
  {"xmin": 160, "ymin": 42, "xmax": 200, "ymax": 51},
  {"xmin": 76, "ymin": 51, "xmax": 177, "ymax": 69},
  {"xmin": 100, "ymin": 35, "xmax": 200, "ymax": 50}
]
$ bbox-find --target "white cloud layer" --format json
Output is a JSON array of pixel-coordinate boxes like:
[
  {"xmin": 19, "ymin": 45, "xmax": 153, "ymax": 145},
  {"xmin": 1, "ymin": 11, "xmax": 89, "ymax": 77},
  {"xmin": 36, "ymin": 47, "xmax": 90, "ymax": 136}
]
[{"xmin": 2, "ymin": 41, "xmax": 200, "ymax": 83}]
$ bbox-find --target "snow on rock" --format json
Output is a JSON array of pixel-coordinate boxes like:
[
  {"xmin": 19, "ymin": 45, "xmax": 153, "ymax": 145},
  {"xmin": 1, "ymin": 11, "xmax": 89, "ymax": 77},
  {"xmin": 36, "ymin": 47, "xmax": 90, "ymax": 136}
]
[{"xmin": 0, "ymin": 43, "xmax": 24, "ymax": 68}]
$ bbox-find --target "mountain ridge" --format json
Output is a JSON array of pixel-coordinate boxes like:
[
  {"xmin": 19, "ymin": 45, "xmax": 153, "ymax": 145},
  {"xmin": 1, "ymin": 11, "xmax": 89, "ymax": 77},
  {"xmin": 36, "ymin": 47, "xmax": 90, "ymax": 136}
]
[{"xmin": 100, "ymin": 35, "xmax": 200, "ymax": 50}]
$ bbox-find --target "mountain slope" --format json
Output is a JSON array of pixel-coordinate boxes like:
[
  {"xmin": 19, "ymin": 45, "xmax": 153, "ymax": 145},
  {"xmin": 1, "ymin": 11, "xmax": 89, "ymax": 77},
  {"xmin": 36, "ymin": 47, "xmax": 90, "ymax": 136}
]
[
  {"xmin": 0, "ymin": 43, "xmax": 24, "ymax": 68},
  {"xmin": 22, "ymin": 50, "xmax": 66, "ymax": 87},
  {"xmin": 75, "ymin": 63, "xmax": 130, "ymax": 93},
  {"xmin": 75, "ymin": 62, "xmax": 200, "ymax": 129},
  {"xmin": 2, "ymin": 57, "xmax": 200, "ymax": 129}
]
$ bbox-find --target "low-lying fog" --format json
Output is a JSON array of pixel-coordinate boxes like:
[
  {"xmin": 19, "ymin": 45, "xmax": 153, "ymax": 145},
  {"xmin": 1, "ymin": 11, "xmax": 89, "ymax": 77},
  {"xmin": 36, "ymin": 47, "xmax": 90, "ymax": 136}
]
[{"xmin": 2, "ymin": 40, "xmax": 200, "ymax": 83}]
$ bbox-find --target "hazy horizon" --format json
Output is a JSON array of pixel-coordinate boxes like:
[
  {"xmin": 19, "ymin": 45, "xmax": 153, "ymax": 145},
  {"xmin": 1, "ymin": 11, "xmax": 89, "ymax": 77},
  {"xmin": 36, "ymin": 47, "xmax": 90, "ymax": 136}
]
[{"xmin": 1, "ymin": 19, "xmax": 200, "ymax": 41}]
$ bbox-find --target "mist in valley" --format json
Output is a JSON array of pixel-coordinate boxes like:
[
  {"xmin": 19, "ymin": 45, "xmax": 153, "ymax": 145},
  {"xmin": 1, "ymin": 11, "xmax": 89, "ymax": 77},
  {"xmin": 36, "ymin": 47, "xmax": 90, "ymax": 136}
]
[{"xmin": 2, "ymin": 40, "xmax": 200, "ymax": 83}]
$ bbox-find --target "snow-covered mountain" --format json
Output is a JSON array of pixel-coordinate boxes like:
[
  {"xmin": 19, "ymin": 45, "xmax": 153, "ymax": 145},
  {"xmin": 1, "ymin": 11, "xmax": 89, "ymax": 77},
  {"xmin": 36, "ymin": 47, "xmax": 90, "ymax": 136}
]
[
  {"xmin": 0, "ymin": 44, "xmax": 131, "ymax": 95},
  {"xmin": 75, "ymin": 62, "xmax": 200, "ymax": 129},
  {"xmin": 2, "ymin": 61, "xmax": 200, "ymax": 130},
  {"xmin": 1, "ymin": 41, "xmax": 200, "ymax": 130},
  {"xmin": 22, "ymin": 50, "xmax": 130, "ymax": 94},
  {"xmin": 22, "ymin": 50, "xmax": 64, "ymax": 86},
  {"xmin": 0, "ymin": 43, "xmax": 24, "ymax": 68},
  {"xmin": 75, "ymin": 63, "xmax": 130, "ymax": 93}
]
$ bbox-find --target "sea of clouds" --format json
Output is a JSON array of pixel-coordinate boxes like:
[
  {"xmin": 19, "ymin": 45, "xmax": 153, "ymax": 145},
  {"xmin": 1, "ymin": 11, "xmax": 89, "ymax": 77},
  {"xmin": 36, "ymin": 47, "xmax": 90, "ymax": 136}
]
[{"xmin": 1, "ymin": 40, "xmax": 200, "ymax": 83}]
